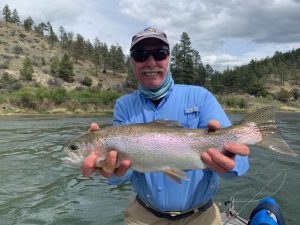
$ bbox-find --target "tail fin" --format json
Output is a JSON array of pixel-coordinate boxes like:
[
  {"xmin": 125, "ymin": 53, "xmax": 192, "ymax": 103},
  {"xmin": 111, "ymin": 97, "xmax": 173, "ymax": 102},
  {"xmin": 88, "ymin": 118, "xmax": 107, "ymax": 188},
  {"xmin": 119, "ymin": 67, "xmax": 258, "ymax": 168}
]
[{"xmin": 240, "ymin": 106, "xmax": 297, "ymax": 156}]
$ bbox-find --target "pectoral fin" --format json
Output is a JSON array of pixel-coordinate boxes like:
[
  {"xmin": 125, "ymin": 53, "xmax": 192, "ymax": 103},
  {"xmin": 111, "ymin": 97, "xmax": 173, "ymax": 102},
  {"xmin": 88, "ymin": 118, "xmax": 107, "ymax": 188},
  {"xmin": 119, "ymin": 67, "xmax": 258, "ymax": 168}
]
[{"xmin": 163, "ymin": 168, "xmax": 188, "ymax": 184}]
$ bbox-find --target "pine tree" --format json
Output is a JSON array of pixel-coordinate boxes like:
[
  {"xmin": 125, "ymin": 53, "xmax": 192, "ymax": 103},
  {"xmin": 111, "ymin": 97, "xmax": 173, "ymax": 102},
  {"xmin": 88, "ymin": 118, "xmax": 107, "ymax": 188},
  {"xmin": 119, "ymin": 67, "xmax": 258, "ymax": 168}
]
[
  {"xmin": 48, "ymin": 24, "xmax": 58, "ymax": 49},
  {"xmin": 50, "ymin": 56, "xmax": 60, "ymax": 76},
  {"xmin": 192, "ymin": 50, "xmax": 206, "ymax": 85},
  {"xmin": 11, "ymin": 9, "xmax": 21, "ymax": 25},
  {"xmin": 171, "ymin": 32, "xmax": 195, "ymax": 84},
  {"xmin": 34, "ymin": 22, "xmax": 47, "ymax": 36},
  {"xmin": 101, "ymin": 43, "xmax": 109, "ymax": 72},
  {"xmin": 125, "ymin": 56, "xmax": 138, "ymax": 89},
  {"xmin": 85, "ymin": 39, "xmax": 94, "ymax": 61},
  {"xmin": 20, "ymin": 56, "xmax": 34, "ymax": 80},
  {"xmin": 66, "ymin": 32, "xmax": 74, "ymax": 57},
  {"xmin": 23, "ymin": 17, "xmax": 34, "ymax": 31},
  {"xmin": 93, "ymin": 38, "xmax": 102, "ymax": 75},
  {"xmin": 58, "ymin": 54, "xmax": 74, "ymax": 82},
  {"xmin": 73, "ymin": 34, "xmax": 85, "ymax": 62},
  {"xmin": 2, "ymin": 4, "xmax": 12, "ymax": 25},
  {"xmin": 109, "ymin": 45, "xmax": 125, "ymax": 72}
]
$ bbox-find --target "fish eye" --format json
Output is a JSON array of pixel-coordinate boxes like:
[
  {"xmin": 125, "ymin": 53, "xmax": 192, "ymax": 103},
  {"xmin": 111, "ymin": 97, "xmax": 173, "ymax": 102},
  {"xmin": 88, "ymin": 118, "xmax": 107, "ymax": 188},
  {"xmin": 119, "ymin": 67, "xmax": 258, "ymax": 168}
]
[{"xmin": 70, "ymin": 144, "xmax": 79, "ymax": 151}]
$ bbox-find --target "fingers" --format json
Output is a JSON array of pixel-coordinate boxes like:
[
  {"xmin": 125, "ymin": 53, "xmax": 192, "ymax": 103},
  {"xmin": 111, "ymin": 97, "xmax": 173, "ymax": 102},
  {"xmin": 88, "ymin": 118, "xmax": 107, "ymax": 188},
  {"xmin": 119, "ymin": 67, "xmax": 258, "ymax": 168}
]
[
  {"xmin": 201, "ymin": 143, "xmax": 250, "ymax": 174},
  {"xmin": 114, "ymin": 160, "xmax": 131, "ymax": 176},
  {"xmin": 101, "ymin": 151, "xmax": 117, "ymax": 173},
  {"xmin": 207, "ymin": 119, "xmax": 221, "ymax": 131},
  {"xmin": 88, "ymin": 122, "xmax": 100, "ymax": 132},
  {"xmin": 224, "ymin": 143, "xmax": 250, "ymax": 156},
  {"xmin": 201, "ymin": 151, "xmax": 227, "ymax": 174},
  {"xmin": 97, "ymin": 158, "xmax": 131, "ymax": 177},
  {"xmin": 81, "ymin": 150, "xmax": 131, "ymax": 178},
  {"xmin": 81, "ymin": 153, "xmax": 98, "ymax": 177},
  {"xmin": 201, "ymin": 148, "xmax": 235, "ymax": 174}
]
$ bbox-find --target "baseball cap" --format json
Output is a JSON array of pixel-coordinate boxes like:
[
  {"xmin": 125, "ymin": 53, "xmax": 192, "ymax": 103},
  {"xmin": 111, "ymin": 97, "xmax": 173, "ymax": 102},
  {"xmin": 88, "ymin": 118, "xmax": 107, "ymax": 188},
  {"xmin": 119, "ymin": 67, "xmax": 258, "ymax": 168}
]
[{"xmin": 130, "ymin": 27, "xmax": 169, "ymax": 51}]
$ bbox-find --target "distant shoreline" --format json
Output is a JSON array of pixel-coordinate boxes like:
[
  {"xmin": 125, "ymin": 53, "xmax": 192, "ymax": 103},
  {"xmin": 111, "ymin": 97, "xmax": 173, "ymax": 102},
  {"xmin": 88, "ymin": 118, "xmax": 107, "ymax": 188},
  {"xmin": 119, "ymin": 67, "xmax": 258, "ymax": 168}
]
[{"xmin": 1, "ymin": 105, "xmax": 300, "ymax": 116}]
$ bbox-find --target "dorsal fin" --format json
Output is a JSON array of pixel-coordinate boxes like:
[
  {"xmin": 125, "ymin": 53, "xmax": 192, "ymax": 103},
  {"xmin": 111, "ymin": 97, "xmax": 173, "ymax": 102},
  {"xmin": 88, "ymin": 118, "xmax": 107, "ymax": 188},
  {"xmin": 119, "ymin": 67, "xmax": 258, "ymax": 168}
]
[{"xmin": 148, "ymin": 120, "xmax": 183, "ymax": 128}]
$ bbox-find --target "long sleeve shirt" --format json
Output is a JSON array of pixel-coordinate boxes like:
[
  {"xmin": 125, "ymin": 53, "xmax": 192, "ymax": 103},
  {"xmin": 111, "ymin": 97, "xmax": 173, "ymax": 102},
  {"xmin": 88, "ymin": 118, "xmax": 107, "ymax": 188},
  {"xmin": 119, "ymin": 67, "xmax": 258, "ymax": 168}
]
[{"xmin": 108, "ymin": 82, "xmax": 249, "ymax": 212}]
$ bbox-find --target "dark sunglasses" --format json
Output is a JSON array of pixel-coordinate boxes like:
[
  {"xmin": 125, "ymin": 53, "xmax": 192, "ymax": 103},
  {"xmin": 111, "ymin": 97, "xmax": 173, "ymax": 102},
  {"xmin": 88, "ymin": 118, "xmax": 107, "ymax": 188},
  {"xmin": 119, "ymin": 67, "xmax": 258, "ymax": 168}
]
[{"xmin": 131, "ymin": 49, "xmax": 169, "ymax": 62}]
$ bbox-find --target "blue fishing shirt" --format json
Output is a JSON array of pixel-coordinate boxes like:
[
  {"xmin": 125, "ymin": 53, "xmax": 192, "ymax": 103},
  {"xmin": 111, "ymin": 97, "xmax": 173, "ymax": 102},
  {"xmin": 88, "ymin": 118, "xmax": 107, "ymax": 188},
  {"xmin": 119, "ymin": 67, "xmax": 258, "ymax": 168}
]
[{"xmin": 108, "ymin": 82, "xmax": 249, "ymax": 211}]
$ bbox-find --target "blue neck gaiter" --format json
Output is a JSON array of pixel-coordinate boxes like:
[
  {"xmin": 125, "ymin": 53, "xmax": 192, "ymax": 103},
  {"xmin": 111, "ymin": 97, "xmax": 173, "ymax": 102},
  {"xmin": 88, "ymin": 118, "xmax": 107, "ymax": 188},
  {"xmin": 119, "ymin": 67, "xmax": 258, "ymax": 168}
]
[{"xmin": 138, "ymin": 65, "xmax": 173, "ymax": 100}]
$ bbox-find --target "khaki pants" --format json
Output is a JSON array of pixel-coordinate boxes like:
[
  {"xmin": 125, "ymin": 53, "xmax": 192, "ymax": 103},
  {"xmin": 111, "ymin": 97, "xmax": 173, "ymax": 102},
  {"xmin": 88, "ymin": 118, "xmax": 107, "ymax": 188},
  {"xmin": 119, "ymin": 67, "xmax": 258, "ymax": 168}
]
[{"xmin": 124, "ymin": 199, "xmax": 221, "ymax": 225}]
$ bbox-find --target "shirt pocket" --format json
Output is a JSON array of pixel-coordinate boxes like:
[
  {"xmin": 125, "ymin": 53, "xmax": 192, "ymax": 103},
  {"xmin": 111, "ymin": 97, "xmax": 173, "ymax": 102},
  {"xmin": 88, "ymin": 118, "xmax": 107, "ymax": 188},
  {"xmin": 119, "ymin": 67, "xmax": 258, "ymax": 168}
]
[{"xmin": 183, "ymin": 106, "xmax": 200, "ymax": 128}]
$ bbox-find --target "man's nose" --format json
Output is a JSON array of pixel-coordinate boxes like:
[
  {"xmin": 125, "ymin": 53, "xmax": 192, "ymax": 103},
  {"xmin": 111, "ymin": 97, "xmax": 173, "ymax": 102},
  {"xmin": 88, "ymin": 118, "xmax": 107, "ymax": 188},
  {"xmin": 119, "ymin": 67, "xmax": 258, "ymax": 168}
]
[{"xmin": 144, "ymin": 55, "xmax": 157, "ymax": 66}]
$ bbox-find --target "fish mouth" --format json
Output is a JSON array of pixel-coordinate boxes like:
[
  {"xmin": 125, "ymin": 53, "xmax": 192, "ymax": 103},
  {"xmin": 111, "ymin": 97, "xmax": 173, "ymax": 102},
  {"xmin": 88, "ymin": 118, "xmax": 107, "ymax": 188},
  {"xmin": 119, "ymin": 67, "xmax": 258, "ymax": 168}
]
[{"xmin": 62, "ymin": 147, "xmax": 84, "ymax": 164}]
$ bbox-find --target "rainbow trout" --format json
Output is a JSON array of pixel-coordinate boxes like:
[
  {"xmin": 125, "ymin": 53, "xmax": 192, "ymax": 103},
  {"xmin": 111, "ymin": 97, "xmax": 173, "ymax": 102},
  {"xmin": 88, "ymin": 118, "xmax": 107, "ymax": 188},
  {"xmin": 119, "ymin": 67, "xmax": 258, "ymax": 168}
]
[{"xmin": 63, "ymin": 107, "xmax": 297, "ymax": 180}]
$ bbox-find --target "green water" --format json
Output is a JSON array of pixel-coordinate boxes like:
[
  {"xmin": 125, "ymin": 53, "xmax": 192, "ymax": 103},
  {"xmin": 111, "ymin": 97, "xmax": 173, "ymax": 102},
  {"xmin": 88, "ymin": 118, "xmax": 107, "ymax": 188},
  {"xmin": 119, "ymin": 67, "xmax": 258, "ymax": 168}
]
[{"xmin": 0, "ymin": 113, "xmax": 299, "ymax": 225}]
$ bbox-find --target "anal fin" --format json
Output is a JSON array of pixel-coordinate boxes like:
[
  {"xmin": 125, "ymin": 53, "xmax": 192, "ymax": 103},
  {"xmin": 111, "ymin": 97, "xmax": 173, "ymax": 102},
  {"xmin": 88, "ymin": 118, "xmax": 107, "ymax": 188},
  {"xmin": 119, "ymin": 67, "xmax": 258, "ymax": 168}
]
[{"xmin": 163, "ymin": 168, "xmax": 188, "ymax": 184}]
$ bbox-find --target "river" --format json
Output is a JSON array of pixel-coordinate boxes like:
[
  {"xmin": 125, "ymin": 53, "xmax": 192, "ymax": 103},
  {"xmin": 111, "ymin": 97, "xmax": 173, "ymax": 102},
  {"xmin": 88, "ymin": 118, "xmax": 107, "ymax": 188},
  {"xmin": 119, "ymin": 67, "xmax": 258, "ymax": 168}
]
[{"xmin": 0, "ymin": 112, "xmax": 299, "ymax": 225}]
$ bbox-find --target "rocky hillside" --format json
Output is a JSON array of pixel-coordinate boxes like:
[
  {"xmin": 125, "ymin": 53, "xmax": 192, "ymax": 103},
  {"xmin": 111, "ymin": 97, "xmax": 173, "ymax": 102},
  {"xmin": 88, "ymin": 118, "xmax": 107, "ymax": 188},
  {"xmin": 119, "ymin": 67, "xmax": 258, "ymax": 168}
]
[{"xmin": 0, "ymin": 22, "xmax": 127, "ymax": 92}]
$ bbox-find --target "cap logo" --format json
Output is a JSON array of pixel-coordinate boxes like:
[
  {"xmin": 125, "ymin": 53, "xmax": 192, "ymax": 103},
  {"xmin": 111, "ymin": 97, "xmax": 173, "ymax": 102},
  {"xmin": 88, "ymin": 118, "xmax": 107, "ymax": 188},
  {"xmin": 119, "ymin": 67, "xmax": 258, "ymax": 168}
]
[{"xmin": 144, "ymin": 27, "xmax": 156, "ymax": 33}]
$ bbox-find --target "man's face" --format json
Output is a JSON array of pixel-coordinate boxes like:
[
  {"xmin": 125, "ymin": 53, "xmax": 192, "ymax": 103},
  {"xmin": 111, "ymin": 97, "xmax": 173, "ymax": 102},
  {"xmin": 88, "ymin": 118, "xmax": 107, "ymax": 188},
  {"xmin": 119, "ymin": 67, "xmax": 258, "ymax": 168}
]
[{"xmin": 131, "ymin": 40, "xmax": 169, "ymax": 90}]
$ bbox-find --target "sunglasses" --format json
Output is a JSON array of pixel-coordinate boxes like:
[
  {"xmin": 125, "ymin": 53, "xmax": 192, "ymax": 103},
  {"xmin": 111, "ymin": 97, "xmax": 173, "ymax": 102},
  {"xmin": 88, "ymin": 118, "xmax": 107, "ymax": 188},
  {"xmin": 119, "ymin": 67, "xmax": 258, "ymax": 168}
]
[{"xmin": 131, "ymin": 48, "xmax": 169, "ymax": 63}]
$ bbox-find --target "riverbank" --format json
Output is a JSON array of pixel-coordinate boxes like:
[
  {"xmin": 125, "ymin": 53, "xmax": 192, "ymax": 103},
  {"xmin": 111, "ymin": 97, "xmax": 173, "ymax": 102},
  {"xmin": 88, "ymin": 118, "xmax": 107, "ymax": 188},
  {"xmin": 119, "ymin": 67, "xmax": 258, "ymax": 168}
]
[{"xmin": 1, "ymin": 103, "xmax": 300, "ymax": 116}]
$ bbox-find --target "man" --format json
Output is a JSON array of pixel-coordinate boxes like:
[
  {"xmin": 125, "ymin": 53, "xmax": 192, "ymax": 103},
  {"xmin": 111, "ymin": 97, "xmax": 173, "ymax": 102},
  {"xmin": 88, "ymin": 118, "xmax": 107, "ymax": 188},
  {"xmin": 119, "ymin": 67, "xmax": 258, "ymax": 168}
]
[{"xmin": 82, "ymin": 27, "xmax": 250, "ymax": 225}]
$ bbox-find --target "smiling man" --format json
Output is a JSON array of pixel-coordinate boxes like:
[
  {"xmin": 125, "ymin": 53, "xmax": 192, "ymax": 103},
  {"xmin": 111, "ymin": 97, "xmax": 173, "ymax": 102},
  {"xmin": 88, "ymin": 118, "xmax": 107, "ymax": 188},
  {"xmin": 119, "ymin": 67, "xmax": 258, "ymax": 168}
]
[{"xmin": 81, "ymin": 27, "xmax": 250, "ymax": 225}]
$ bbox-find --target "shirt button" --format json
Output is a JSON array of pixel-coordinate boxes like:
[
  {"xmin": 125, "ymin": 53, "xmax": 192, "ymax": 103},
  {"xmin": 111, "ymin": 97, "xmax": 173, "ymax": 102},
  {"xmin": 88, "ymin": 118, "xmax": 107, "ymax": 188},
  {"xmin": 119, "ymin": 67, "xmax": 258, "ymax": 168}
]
[{"xmin": 157, "ymin": 186, "xmax": 163, "ymax": 192}]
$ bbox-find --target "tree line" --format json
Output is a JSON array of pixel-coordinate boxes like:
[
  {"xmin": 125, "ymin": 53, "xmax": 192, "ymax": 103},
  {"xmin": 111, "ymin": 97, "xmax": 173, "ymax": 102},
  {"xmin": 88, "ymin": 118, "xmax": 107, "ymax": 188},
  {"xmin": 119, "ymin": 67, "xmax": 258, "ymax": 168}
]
[
  {"xmin": 2, "ymin": 4, "xmax": 299, "ymax": 101},
  {"xmin": 1, "ymin": 4, "xmax": 126, "ymax": 83}
]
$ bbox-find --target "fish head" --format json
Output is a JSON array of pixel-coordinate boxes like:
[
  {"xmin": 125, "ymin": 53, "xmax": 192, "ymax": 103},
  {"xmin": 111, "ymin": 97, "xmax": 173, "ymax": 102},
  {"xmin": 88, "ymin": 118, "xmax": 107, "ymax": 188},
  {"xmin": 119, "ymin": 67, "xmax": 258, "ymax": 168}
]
[{"xmin": 62, "ymin": 131, "xmax": 105, "ymax": 165}]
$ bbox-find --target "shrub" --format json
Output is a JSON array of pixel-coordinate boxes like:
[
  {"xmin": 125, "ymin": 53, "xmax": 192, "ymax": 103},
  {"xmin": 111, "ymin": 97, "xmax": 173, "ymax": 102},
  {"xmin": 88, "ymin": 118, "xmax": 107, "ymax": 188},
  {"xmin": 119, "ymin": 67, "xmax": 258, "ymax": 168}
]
[
  {"xmin": 0, "ymin": 61, "xmax": 9, "ymax": 69},
  {"xmin": 291, "ymin": 88, "xmax": 300, "ymax": 100},
  {"xmin": 224, "ymin": 96, "xmax": 247, "ymax": 109},
  {"xmin": 276, "ymin": 88, "xmax": 291, "ymax": 102},
  {"xmin": 48, "ymin": 78, "xmax": 62, "ymax": 87},
  {"xmin": 13, "ymin": 88, "xmax": 37, "ymax": 109},
  {"xmin": 19, "ymin": 33, "xmax": 26, "ymax": 39},
  {"xmin": 81, "ymin": 76, "xmax": 93, "ymax": 87},
  {"xmin": 13, "ymin": 45, "xmax": 23, "ymax": 54}
]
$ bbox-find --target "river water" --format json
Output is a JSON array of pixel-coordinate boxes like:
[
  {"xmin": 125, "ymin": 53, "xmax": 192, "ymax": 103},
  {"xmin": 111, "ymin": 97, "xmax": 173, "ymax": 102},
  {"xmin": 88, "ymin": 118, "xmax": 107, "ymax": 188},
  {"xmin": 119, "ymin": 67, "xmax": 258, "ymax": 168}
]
[{"xmin": 0, "ymin": 112, "xmax": 299, "ymax": 225}]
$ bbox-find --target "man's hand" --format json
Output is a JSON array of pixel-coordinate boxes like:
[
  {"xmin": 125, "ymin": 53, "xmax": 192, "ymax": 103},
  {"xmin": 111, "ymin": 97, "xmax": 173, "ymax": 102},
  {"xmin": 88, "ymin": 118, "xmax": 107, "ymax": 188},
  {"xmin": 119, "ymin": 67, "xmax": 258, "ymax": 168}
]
[
  {"xmin": 81, "ymin": 123, "xmax": 131, "ymax": 177},
  {"xmin": 201, "ymin": 119, "xmax": 250, "ymax": 174}
]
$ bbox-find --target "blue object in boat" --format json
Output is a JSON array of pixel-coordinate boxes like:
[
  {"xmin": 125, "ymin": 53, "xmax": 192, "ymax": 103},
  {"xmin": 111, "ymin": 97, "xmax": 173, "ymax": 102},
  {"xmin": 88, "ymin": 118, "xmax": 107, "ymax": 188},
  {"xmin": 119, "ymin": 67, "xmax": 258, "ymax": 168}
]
[{"xmin": 249, "ymin": 197, "xmax": 286, "ymax": 225}]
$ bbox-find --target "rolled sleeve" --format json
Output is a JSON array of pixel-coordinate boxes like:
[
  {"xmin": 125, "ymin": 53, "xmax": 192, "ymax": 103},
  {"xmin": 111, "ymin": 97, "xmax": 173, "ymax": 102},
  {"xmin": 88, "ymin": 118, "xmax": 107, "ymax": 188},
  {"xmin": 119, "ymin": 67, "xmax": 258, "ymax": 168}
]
[{"xmin": 107, "ymin": 169, "xmax": 133, "ymax": 185}]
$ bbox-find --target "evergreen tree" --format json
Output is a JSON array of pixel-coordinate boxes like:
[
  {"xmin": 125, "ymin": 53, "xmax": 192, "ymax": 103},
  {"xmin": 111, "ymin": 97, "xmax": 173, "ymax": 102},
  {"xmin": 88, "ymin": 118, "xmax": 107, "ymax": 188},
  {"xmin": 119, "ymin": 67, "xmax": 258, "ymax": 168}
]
[
  {"xmin": 85, "ymin": 39, "xmax": 94, "ymax": 61},
  {"xmin": 58, "ymin": 54, "xmax": 74, "ymax": 82},
  {"xmin": 34, "ymin": 22, "xmax": 47, "ymax": 36},
  {"xmin": 93, "ymin": 38, "xmax": 102, "ymax": 75},
  {"xmin": 109, "ymin": 45, "xmax": 125, "ymax": 72},
  {"xmin": 11, "ymin": 9, "xmax": 21, "ymax": 25},
  {"xmin": 48, "ymin": 23, "xmax": 58, "ymax": 48},
  {"xmin": 101, "ymin": 43, "xmax": 109, "ymax": 72},
  {"xmin": 50, "ymin": 56, "xmax": 60, "ymax": 76},
  {"xmin": 66, "ymin": 32, "xmax": 74, "ymax": 57},
  {"xmin": 73, "ymin": 34, "xmax": 85, "ymax": 62},
  {"xmin": 171, "ymin": 32, "xmax": 195, "ymax": 84},
  {"xmin": 59, "ymin": 26, "xmax": 68, "ymax": 49},
  {"xmin": 23, "ymin": 17, "xmax": 34, "ymax": 31},
  {"xmin": 192, "ymin": 50, "xmax": 206, "ymax": 85},
  {"xmin": 170, "ymin": 43, "xmax": 181, "ymax": 80},
  {"xmin": 211, "ymin": 72, "xmax": 226, "ymax": 93},
  {"xmin": 125, "ymin": 56, "xmax": 138, "ymax": 89},
  {"xmin": 20, "ymin": 56, "xmax": 34, "ymax": 80},
  {"xmin": 2, "ymin": 4, "xmax": 12, "ymax": 25}
]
